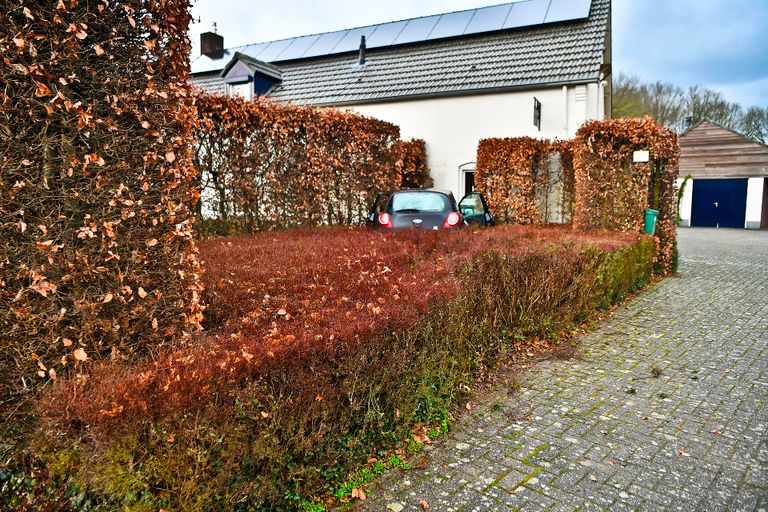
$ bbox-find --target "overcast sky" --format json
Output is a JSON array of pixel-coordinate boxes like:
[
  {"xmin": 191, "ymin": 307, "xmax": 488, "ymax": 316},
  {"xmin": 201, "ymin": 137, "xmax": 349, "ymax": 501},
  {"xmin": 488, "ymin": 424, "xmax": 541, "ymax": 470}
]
[{"xmin": 188, "ymin": 0, "xmax": 768, "ymax": 108}]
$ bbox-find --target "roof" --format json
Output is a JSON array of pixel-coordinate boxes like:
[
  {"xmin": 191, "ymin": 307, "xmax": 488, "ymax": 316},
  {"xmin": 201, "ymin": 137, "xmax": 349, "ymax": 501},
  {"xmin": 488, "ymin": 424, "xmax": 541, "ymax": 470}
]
[
  {"xmin": 679, "ymin": 120, "xmax": 768, "ymax": 178},
  {"xmin": 190, "ymin": 0, "xmax": 610, "ymax": 106}
]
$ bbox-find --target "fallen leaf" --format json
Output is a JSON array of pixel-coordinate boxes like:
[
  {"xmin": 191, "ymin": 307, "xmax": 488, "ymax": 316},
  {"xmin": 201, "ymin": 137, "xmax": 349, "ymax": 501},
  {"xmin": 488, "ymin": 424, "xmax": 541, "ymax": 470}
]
[
  {"xmin": 37, "ymin": 370, "xmax": 46, "ymax": 378},
  {"xmin": 277, "ymin": 308, "xmax": 287, "ymax": 316},
  {"xmin": 138, "ymin": 287, "xmax": 148, "ymax": 298},
  {"xmin": 351, "ymin": 488, "xmax": 366, "ymax": 500},
  {"xmin": 62, "ymin": 338, "xmax": 73, "ymax": 347},
  {"xmin": 102, "ymin": 293, "xmax": 113, "ymax": 303},
  {"xmin": 465, "ymin": 402, "xmax": 472, "ymax": 411},
  {"xmin": 676, "ymin": 449, "xmax": 690, "ymax": 457},
  {"xmin": 590, "ymin": 474, "xmax": 597, "ymax": 482},
  {"xmin": 73, "ymin": 347, "xmax": 88, "ymax": 361},
  {"xmin": 94, "ymin": 44, "xmax": 104, "ymax": 56},
  {"xmin": 710, "ymin": 430, "xmax": 723, "ymax": 436},
  {"xmin": 145, "ymin": 238, "xmax": 158, "ymax": 247},
  {"xmin": 419, "ymin": 499, "xmax": 430, "ymax": 509},
  {"xmin": 165, "ymin": 151, "xmax": 176, "ymax": 163},
  {"xmin": 23, "ymin": 7, "xmax": 34, "ymax": 19},
  {"xmin": 260, "ymin": 411, "xmax": 269, "ymax": 418}
]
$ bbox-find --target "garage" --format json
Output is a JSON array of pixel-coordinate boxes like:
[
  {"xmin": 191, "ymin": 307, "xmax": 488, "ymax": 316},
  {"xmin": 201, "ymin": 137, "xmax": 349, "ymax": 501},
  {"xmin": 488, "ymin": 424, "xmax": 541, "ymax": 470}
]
[
  {"xmin": 690, "ymin": 178, "xmax": 748, "ymax": 228},
  {"xmin": 678, "ymin": 121, "xmax": 768, "ymax": 229}
]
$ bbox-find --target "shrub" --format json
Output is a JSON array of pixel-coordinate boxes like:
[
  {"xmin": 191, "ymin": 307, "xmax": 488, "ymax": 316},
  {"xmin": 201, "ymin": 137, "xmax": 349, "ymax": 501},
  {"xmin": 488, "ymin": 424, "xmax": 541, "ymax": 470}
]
[
  {"xmin": 31, "ymin": 226, "xmax": 655, "ymax": 510},
  {"xmin": 572, "ymin": 117, "xmax": 679, "ymax": 274},
  {"xmin": 0, "ymin": 0, "xmax": 202, "ymax": 399},
  {"xmin": 192, "ymin": 95, "xmax": 434, "ymax": 235},
  {"xmin": 474, "ymin": 137, "xmax": 553, "ymax": 224},
  {"xmin": 395, "ymin": 138, "xmax": 433, "ymax": 189}
]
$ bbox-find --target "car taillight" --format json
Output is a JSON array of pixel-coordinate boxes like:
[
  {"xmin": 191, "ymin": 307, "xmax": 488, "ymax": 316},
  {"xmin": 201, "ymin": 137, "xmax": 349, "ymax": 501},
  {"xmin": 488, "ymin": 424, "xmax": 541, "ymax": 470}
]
[
  {"xmin": 378, "ymin": 212, "xmax": 393, "ymax": 229},
  {"xmin": 444, "ymin": 211, "xmax": 462, "ymax": 229}
]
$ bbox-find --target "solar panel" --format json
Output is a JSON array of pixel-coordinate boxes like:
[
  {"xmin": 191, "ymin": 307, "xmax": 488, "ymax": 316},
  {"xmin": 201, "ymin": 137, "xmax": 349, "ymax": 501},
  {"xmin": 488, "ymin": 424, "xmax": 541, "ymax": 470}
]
[
  {"xmin": 427, "ymin": 11, "xmax": 474, "ymax": 40},
  {"xmin": 304, "ymin": 31, "xmax": 347, "ymax": 58},
  {"xmin": 365, "ymin": 21, "xmax": 408, "ymax": 47},
  {"xmin": 256, "ymin": 39, "xmax": 296, "ymax": 62},
  {"xmin": 393, "ymin": 15, "xmax": 440, "ymax": 45},
  {"xmin": 193, "ymin": 0, "xmax": 594, "ymax": 70},
  {"xmin": 545, "ymin": 0, "xmax": 592, "ymax": 24},
  {"xmin": 464, "ymin": 4, "xmax": 513, "ymax": 34},
  {"xmin": 333, "ymin": 27, "xmax": 377, "ymax": 54},
  {"xmin": 274, "ymin": 34, "xmax": 321, "ymax": 61},
  {"xmin": 503, "ymin": 0, "xmax": 549, "ymax": 29},
  {"xmin": 240, "ymin": 43, "xmax": 269, "ymax": 61}
]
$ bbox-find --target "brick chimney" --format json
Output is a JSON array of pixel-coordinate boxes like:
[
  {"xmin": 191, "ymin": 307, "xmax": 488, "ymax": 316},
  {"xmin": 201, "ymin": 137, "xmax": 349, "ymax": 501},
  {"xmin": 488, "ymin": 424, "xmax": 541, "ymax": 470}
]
[{"xmin": 200, "ymin": 31, "xmax": 224, "ymax": 58}]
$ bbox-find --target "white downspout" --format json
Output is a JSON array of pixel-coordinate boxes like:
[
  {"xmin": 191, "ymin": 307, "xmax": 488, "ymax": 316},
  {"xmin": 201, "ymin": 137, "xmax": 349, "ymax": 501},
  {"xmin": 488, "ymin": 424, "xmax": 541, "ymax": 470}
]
[
  {"xmin": 598, "ymin": 79, "xmax": 606, "ymax": 120},
  {"xmin": 562, "ymin": 85, "xmax": 568, "ymax": 139}
]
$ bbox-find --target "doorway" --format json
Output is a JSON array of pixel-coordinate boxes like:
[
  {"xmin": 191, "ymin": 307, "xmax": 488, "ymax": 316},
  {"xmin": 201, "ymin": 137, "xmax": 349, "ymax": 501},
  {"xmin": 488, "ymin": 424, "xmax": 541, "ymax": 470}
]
[{"xmin": 690, "ymin": 179, "xmax": 748, "ymax": 228}]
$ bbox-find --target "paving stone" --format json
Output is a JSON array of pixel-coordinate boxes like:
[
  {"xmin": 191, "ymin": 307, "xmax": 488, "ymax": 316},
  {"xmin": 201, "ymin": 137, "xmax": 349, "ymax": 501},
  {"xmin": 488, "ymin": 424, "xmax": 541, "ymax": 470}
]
[{"xmin": 363, "ymin": 229, "xmax": 768, "ymax": 511}]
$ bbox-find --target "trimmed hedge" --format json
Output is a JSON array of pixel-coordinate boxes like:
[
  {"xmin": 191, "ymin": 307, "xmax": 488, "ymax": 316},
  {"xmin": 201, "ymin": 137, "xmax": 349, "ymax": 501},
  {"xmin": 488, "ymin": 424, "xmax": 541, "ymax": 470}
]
[
  {"xmin": 193, "ymin": 94, "xmax": 433, "ymax": 236},
  {"xmin": 572, "ymin": 117, "xmax": 680, "ymax": 274},
  {"xmin": 0, "ymin": 0, "xmax": 202, "ymax": 399},
  {"xmin": 26, "ymin": 226, "xmax": 655, "ymax": 510}
]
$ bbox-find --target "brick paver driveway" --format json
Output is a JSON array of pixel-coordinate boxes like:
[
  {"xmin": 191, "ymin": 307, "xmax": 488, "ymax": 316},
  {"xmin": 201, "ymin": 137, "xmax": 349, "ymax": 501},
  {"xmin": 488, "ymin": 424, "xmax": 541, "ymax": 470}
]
[{"xmin": 364, "ymin": 228, "xmax": 768, "ymax": 511}]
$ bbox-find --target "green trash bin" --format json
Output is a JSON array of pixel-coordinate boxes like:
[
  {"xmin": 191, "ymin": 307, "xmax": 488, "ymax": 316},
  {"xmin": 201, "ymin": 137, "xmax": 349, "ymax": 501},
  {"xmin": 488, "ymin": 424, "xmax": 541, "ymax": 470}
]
[{"xmin": 644, "ymin": 209, "xmax": 659, "ymax": 235}]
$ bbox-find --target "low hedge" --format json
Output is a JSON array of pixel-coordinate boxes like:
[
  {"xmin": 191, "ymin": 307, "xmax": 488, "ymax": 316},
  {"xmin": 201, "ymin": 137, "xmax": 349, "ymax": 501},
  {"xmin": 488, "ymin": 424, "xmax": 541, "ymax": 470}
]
[{"xmin": 12, "ymin": 226, "xmax": 654, "ymax": 510}]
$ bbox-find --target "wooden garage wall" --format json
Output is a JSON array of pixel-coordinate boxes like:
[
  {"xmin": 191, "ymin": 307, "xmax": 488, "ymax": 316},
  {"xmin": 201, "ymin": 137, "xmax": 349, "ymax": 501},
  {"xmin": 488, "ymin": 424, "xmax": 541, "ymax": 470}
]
[{"xmin": 679, "ymin": 121, "xmax": 768, "ymax": 179}]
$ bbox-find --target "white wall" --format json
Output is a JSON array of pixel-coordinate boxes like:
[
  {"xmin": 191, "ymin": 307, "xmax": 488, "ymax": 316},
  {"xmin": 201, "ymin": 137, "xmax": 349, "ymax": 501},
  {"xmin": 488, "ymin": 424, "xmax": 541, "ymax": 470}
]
[
  {"xmin": 346, "ymin": 83, "xmax": 601, "ymax": 197},
  {"xmin": 745, "ymin": 177, "xmax": 765, "ymax": 229},
  {"xmin": 677, "ymin": 177, "xmax": 693, "ymax": 227}
]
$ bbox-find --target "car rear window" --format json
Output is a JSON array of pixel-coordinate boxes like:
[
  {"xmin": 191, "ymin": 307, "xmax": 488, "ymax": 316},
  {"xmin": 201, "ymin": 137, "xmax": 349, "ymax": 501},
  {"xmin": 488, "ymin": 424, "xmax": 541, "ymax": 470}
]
[{"xmin": 391, "ymin": 192, "xmax": 450, "ymax": 213}]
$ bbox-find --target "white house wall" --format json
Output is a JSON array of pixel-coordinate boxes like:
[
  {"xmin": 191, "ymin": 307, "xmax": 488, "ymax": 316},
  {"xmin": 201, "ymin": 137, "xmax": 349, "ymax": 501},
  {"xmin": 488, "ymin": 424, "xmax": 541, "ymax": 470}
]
[
  {"xmin": 677, "ymin": 178, "xmax": 693, "ymax": 227},
  {"xmin": 746, "ymin": 177, "xmax": 765, "ymax": 229},
  {"xmin": 346, "ymin": 84, "xmax": 601, "ymax": 197}
]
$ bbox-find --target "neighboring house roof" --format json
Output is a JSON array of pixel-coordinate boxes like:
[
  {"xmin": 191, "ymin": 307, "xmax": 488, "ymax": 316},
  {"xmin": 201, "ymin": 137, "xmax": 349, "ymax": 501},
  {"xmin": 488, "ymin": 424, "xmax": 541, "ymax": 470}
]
[
  {"xmin": 190, "ymin": 0, "xmax": 610, "ymax": 106},
  {"xmin": 679, "ymin": 120, "xmax": 768, "ymax": 178}
]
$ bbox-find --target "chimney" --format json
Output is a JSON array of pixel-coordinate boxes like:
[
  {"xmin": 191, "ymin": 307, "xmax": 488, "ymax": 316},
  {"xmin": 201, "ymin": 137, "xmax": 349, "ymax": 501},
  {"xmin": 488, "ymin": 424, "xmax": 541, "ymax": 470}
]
[
  {"xmin": 358, "ymin": 35, "xmax": 366, "ymax": 65},
  {"xmin": 201, "ymin": 31, "xmax": 224, "ymax": 58}
]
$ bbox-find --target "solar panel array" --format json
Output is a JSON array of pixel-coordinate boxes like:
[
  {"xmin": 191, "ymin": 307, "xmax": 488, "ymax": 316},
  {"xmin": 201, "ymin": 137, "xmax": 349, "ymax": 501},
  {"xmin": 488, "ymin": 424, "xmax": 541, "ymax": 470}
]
[{"xmin": 193, "ymin": 0, "xmax": 592, "ymax": 72}]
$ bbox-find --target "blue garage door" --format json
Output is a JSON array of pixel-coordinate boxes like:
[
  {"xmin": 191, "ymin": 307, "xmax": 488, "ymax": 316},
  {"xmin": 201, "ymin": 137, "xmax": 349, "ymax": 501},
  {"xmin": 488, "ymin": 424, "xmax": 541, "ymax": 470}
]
[{"xmin": 691, "ymin": 179, "xmax": 748, "ymax": 228}]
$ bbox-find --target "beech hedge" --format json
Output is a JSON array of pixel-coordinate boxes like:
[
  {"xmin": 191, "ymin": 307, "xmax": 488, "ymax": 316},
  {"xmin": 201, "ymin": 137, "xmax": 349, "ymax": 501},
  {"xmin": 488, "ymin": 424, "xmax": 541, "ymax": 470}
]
[
  {"xmin": 572, "ymin": 117, "xmax": 680, "ymax": 274},
  {"xmin": 27, "ymin": 226, "xmax": 655, "ymax": 511},
  {"xmin": 193, "ymin": 94, "xmax": 433, "ymax": 235},
  {"xmin": 0, "ymin": 0, "xmax": 202, "ymax": 399}
]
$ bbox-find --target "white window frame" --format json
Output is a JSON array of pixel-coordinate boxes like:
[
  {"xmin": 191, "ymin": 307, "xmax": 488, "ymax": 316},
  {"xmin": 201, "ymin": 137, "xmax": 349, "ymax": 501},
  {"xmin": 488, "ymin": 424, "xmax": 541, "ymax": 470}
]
[
  {"xmin": 228, "ymin": 81, "xmax": 252, "ymax": 100},
  {"xmin": 459, "ymin": 162, "xmax": 476, "ymax": 198}
]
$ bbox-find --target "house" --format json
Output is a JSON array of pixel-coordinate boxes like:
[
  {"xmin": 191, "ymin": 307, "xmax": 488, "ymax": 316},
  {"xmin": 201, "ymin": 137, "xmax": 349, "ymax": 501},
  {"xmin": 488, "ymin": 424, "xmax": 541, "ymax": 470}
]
[
  {"xmin": 190, "ymin": 0, "xmax": 612, "ymax": 198},
  {"xmin": 677, "ymin": 120, "xmax": 768, "ymax": 229}
]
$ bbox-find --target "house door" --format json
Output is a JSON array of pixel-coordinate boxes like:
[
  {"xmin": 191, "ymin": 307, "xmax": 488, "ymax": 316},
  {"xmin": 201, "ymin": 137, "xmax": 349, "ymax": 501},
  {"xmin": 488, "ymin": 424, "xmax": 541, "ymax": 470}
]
[{"xmin": 690, "ymin": 179, "xmax": 748, "ymax": 228}]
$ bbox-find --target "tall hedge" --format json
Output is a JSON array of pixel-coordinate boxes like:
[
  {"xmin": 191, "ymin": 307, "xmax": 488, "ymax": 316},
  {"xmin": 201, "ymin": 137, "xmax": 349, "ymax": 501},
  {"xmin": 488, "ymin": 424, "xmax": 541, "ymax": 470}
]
[
  {"xmin": 475, "ymin": 137, "xmax": 571, "ymax": 224},
  {"xmin": 572, "ymin": 117, "xmax": 679, "ymax": 274},
  {"xmin": 395, "ymin": 138, "xmax": 433, "ymax": 189},
  {"xmin": 0, "ymin": 0, "xmax": 203, "ymax": 395},
  {"xmin": 193, "ymin": 94, "xmax": 434, "ymax": 235}
]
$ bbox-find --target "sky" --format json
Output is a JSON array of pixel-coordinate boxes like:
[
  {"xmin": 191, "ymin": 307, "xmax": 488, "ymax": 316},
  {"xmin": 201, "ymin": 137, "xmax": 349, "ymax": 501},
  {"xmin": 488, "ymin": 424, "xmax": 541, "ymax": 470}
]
[{"xmin": 188, "ymin": 0, "xmax": 768, "ymax": 108}]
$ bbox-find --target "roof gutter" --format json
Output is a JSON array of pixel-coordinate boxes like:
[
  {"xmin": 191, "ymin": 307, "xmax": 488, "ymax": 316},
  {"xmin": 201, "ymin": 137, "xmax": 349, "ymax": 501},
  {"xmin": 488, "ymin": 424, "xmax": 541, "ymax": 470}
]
[{"xmin": 295, "ymin": 77, "xmax": 602, "ymax": 108}]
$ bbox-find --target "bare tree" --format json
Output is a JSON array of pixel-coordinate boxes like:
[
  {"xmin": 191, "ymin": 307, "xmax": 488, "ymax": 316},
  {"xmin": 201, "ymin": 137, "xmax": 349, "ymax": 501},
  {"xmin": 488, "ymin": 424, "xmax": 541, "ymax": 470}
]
[
  {"xmin": 612, "ymin": 73, "xmax": 759, "ymax": 135},
  {"xmin": 740, "ymin": 106, "xmax": 768, "ymax": 143},
  {"xmin": 686, "ymin": 86, "xmax": 743, "ymax": 130}
]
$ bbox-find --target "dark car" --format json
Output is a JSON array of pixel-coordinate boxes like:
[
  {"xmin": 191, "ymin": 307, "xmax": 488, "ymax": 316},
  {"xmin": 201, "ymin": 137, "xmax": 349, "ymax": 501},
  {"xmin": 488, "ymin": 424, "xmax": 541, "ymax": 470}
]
[{"xmin": 366, "ymin": 189, "xmax": 495, "ymax": 230}]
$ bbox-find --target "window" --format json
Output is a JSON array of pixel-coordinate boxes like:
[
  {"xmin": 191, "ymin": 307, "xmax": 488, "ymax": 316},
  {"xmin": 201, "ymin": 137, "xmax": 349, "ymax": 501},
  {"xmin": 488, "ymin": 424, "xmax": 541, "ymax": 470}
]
[
  {"xmin": 228, "ymin": 82, "xmax": 252, "ymax": 100},
  {"xmin": 391, "ymin": 192, "xmax": 450, "ymax": 213},
  {"xmin": 459, "ymin": 162, "xmax": 475, "ymax": 196}
]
